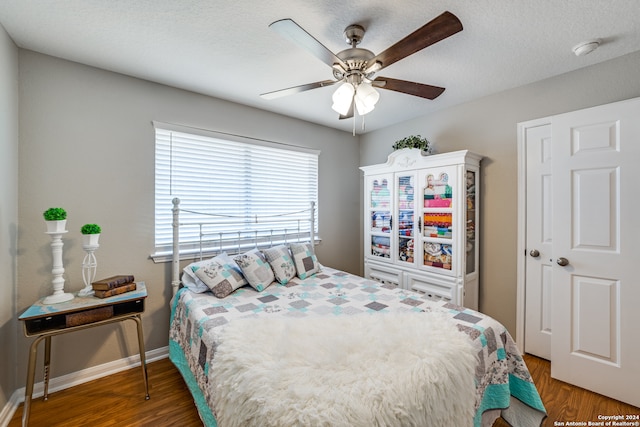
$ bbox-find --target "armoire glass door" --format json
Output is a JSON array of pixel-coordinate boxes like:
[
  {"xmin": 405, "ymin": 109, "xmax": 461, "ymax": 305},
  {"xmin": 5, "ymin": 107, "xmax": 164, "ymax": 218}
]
[
  {"xmin": 396, "ymin": 174, "xmax": 415, "ymax": 264},
  {"xmin": 421, "ymin": 169, "xmax": 454, "ymax": 271},
  {"xmin": 368, "ymin": 176, "xmax": 392, "ymax": 259}
]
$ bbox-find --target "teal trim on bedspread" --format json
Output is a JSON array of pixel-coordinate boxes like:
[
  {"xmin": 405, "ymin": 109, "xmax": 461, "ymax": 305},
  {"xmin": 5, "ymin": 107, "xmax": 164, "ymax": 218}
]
[
  {"xmin": 169, "ymin": 289, "xmax": 217, "ymax": 427},
  {"xmin": 475, "ymin": 383, "xmax": 509, "ymax": 427},
  {"xmin": 509, "ymin": 374, "xmax": 546, "ymax": 413},
  {"xmin": 169, "ymin": 288, "xmax": 184, "ymax": 324},
  {"xmin": 473, "ymin": 375, "xmax": 546, "ymax": 427},
  {"xmin": 169, "ymin": 340, "xmax": 217, "ymax": 427}
]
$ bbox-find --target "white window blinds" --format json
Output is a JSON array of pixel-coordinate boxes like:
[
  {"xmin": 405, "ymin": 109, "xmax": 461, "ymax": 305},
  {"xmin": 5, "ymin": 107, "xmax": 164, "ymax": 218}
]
[{"xmin": 153, "ymin": 122, "xmax": 319, "ymax": 257}]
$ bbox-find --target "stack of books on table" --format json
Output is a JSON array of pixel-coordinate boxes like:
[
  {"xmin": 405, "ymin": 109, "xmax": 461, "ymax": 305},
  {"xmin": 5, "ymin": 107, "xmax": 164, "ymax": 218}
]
[{"xmin": 92, "ymin": 275, "xmax": 136, "ymax": 299}]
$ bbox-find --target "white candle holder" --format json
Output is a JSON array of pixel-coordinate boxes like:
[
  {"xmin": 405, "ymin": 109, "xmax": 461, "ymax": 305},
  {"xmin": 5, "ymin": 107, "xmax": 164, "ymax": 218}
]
[
  {"xmin": 43, "ymin": 230, "xmax": 74, "ymax": 304},
  {"xmin": 79, "ymin": 239, "xmax": 99, "ymax": 297}
]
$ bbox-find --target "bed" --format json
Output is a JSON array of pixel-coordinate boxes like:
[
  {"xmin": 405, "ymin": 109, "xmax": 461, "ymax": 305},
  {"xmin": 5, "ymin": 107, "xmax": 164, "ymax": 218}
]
[{"xmin": 168, "ymin": 199, "xmax": 546, "ymax": 427}]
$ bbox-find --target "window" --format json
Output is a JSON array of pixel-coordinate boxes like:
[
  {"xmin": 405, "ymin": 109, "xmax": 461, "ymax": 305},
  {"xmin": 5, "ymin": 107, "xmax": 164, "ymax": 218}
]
[{"xmin": 153, "ymin": 122, "xmax": 319, "ymax": 260}]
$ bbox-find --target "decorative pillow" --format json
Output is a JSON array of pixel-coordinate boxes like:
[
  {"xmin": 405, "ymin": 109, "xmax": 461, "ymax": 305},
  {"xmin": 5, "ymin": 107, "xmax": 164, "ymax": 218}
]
[
  {"xmin": 289, "ymin": 242, "xmax": 320, "ymax": 279},
  {"xmin": 263, "ymin": 245, "xmax": 296, "ymax": 284},
  {"xmin": 192, "ymin": 253, "xmax": 248, "ymax": 298},
  {"xmin": 234, "ymin": 249, "xmax": 275, "ymax": 292},
  {"xmin": 181, "ymin": 259, "xmax": 212, "ymax": 293}
]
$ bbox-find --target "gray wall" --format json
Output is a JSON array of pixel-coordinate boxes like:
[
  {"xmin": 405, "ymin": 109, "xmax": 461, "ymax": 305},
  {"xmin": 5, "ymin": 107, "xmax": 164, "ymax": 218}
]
[
  {"xmin": 15, "ymin": 51, "xmax": 360, "ymax": 386},
  {"xmin": 0, "ymin": 23, "xmax": 19, "ymax": 412},
  {"xmin": 360, "ymin": 50, "xmax": 640, "ymax": 334},
  {"xmin": 7, "ymin": 35, "xmax": 640, "ymax": 402}
]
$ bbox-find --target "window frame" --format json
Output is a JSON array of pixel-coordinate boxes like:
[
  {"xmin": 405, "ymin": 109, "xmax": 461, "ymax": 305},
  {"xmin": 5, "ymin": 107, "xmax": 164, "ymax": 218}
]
[{"xmin": 151, "ymin": 121, "xmax": 320, "ymax": 263}]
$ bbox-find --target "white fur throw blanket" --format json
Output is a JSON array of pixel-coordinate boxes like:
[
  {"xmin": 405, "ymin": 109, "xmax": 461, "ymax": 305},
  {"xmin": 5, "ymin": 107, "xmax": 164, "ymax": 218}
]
[{"xmin": 211, "ymin": 312, "xmax": 477, "ymax": 427}]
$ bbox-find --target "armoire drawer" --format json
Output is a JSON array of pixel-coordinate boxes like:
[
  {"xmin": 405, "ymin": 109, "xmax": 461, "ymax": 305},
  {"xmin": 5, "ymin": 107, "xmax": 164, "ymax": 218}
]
[
  {"xmin": 364, "ymin": 262, "xmax": 403, "ymax": 288},
  {"xmin": 405, "ymin": 273, "xmax": 456, "ymax": 303}
]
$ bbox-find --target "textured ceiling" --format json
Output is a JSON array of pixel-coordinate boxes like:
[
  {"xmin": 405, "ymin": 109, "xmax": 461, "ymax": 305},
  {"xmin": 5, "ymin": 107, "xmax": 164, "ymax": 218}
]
[{"xmin": 1, "ymin": 0, "xmax": 639, "ymax": 134}]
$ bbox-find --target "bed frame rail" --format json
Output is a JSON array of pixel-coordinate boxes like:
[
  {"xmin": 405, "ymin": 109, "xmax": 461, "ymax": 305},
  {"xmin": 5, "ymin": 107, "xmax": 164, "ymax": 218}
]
[{"xmin": 171, "ymin": 198, "xmax": 316, "ymax": 295}]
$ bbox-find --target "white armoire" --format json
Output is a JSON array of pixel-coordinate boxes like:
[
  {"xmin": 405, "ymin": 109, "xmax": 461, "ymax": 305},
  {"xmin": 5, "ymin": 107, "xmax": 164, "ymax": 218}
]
[{"xmin": 360, "ymin": 149, "xmax": 482, "ymax": 309}]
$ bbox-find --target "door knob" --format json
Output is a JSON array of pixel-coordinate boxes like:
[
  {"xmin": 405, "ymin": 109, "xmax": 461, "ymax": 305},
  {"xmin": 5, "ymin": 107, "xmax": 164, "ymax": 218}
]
[
  {"xmin": 557, "ymin": 257, "xmax": 570, "ymax": 266},
  {"xmin": 529, "ymin": 249, "xmax": 540, "ymax": 257}
]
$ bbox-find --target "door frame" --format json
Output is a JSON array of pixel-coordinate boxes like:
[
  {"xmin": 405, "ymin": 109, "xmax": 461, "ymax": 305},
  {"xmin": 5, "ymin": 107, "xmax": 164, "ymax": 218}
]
[{"xmin": 515, "ymin": 116, "xmax": 552, "ymax": 354}]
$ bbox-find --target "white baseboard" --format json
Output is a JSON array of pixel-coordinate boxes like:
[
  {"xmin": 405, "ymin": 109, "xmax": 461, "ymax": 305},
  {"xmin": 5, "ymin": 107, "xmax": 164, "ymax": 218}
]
[
  {"xmin": 0, "ymin": 346, "xmax": 169, "ymax": 427},
  {"xmin": 0, "ymin": 391, "xmax": 22, "ymax": 427}
]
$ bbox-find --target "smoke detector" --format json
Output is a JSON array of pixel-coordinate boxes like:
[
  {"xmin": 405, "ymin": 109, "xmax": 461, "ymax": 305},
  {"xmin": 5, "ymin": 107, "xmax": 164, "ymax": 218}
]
[{"xmin": 572, "ymin": 39, "xmax": 601, "ymax": 56}]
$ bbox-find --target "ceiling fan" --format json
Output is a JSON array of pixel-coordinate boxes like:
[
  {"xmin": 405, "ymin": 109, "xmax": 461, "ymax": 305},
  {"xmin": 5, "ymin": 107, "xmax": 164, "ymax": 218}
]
[{"xmin": 261, "ymin": 11, "xmax": 463, "ymax": 120}]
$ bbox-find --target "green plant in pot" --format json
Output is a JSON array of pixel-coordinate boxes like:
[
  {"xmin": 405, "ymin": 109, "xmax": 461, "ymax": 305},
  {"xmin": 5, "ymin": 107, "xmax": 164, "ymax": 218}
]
[
  {"xmin": 43, "ymin": 207, "xmax": 67, "ymax": 221},
  {"xmin": 81, "ymin": 223, "xmax": 101, "ymax": 235},
  {"xmin": 81, "ymin": 223, "xmax": 101, "ymax": 247},
  {"xmin": 43, "ymin": 207, "xmax": 67, "ymax": 233},
  {"xmin": 79, "ymin": 223, "xmax": 101, "ymax": 296},
  {"xmin": 392, "ymin": 135, "xmax": 432, "ymax": 153}
]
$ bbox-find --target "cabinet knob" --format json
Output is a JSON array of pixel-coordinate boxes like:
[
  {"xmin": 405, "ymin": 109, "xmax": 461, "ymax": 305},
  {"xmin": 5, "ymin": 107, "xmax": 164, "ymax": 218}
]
[
  {"xmin": 529, "ymin": 249, "xmax": 540, "ymax": 257},
  {"xmin": 556, "ymin": 257, "xmax": 570, "ymax": 266}
]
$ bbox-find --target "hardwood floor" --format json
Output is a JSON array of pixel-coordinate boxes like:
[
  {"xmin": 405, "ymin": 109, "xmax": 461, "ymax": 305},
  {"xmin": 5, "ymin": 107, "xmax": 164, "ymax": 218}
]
[
  {"xmin": 495, "ymin": 354, "xmax": 639, "ymax": 427},
  {"xmin": 9, "ymin": 354, "xmax": 639, "ymax": 426},
  {"xmin": 8, "ymin": 357, "xmax": 202, "ymax": 427}
]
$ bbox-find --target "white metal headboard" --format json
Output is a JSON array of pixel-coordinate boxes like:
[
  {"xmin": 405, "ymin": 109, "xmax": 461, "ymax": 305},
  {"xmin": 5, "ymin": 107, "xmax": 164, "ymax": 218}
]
[{"xmin": 171, "ymin": 198, "xmax": 316, "ymax": 295}]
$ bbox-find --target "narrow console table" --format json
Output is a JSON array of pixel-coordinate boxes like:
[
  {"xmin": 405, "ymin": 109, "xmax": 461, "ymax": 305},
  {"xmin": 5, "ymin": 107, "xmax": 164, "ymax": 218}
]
[{"xmin": 18, "ymin": 282, "xmax": 149, "ymax": 426}]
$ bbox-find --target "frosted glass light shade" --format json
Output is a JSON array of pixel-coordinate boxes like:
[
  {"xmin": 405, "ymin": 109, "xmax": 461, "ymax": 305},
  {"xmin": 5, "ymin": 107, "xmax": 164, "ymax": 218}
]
[
  {"xmin": 331, "ymin": 82, "xmax": 355, "ymax": 115},
  {"xmin": 354, "ymin": 83, "xmax": 380, "ymax": 116}
]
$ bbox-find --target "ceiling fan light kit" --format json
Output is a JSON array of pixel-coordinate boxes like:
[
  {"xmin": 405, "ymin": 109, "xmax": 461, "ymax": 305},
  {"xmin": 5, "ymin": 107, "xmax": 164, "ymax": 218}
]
[
  {"xmin": 262, "ymin": 11, "xmax": 463, "ymax": 125},
  {"xmin": 332, "ymin": 82, "xmax": 356, "ymax": 115},
  {"xmin": 353, "ymin": 82, "xmax": 380, "ymax": 115}
]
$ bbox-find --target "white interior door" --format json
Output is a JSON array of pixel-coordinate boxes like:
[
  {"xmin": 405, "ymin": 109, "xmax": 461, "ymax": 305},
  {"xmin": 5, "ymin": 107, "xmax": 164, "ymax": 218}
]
[
  {"xmin": 523, "ymin": 123, "xmax": 553, "ymax": 360},
  {"xmin": 551, "ymin": 97, "xmax": 640, "ymax": 407}
]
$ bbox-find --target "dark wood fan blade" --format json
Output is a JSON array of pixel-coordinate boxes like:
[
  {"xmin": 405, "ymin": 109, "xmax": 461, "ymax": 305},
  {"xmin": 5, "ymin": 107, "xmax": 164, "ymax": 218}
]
[
  {"xmin": 270, "ymin": 19, "xmax": 348, "ymax": 70},
  {"xmin": 260, "ymin": 80, "xmax": 337, "ymax": 100},
  {"xmin": 374, "ymin": 77, "xmax": 445, "ymax": 100},
  {"xmin": 366, "ymin": 11, "xmax": 462, "ymax": 73}
]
